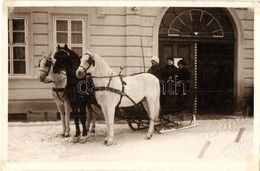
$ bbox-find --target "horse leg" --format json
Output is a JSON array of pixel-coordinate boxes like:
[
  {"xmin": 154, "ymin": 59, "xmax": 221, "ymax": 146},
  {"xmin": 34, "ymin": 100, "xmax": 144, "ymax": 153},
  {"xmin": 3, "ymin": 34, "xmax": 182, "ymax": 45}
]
[
  {"xmin": 88, "ymin": 104, "xmax": 96, "ymax": 133},
  {"xmin": 80, "ymin": 104, "xmax": 87, "ymax": 136},
  {"xmin": 145, "ymin": 93, "xmax": 160, "ymax": 140},
  {"xmin": 56, "ymin": 102, "xmax": 66, "ymax": 137},
  {"xmin": 142, "ymin": 100, "xmax": 150, "ymax": 116},
  {"xmin": 64, "ymin": 101, "xmax": 71, "ymax": 137},
  {"xmin": 100, "ymin": 105, "xmax": 109, "ymax": 145},
  {"xmin": 70, "ymin": 106, "xmax": 81, "ymax": 143},
  {"xmin": 86, "ymin": 105, "xmax": 92, "ymax": 133},
  {"xmin": 78, "ymin": 103, "xmax": 88, "ymax": 143},
  {"xmin": 81, "ymin": 115, "xmax": 87, "ymax": 136},
  {"xmin": 91, "ymin": 113, "xmax": 96, "ymax": 133},
  {"xmin": 102, "ymin": 105, "xmax": 115, "ymax": 146},
  {"xmin": 74, "ymin": 108, "xmax": 81, "ymax": 137}
]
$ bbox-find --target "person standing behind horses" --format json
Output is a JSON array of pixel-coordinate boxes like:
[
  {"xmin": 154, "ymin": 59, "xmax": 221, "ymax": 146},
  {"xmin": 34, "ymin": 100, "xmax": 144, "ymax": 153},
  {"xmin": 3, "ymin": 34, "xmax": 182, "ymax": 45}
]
[
  {"xmin": 177, "ymin": 59, "xmax": 190, "ymax": 84},
  {"xmin": 176, "ymin": 59, "xmax": 190, "ymax": 104},
  {"xmin": 160, "ymin": 57, "xmax": 178, "ymax": 80},
  {"xmin": 147, "ymin": 56, "xmax": 161, "ymax": 78},
  {"xmin": 159, "ymin": 57, "xmax": 178, "ymax": 107}
]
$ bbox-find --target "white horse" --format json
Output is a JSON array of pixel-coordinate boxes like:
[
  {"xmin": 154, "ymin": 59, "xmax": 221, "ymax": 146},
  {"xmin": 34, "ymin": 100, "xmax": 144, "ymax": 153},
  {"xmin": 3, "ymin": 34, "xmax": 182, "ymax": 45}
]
[
  {"xmin": 76, "ymin": 52, "xmax": 160, "ymax": 146},
  {"xmin": 39, "ymin": 52, "xmax": 97, "ymax": 139},
  {"xmin": 39, "ymin": 52, "xmax": 71, "ymax": 137}
]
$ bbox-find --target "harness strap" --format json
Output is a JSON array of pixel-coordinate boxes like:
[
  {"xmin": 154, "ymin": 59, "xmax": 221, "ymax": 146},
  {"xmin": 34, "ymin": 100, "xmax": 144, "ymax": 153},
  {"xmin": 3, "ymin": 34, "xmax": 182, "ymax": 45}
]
[
  {"xmin": 93, "ymin": 86, "xmax": 137, "ymax": 107},
  {"xmin": 116, "ymin": 75, "xmax": 127, "ymax": 107},
  {"xmin": 52, "ymin": 88, "xmax": 66, "ymax": 102},
  {"xmin": 117, "ymin": 75, "xmax": 125, "ymax": 107},
  {"xmin": 90, "ymin": 72, "xmax": 146, "ymax": 79},
  {"xmin": 107, "ymin": 74, "xmax": 113, "ymax": 88}
]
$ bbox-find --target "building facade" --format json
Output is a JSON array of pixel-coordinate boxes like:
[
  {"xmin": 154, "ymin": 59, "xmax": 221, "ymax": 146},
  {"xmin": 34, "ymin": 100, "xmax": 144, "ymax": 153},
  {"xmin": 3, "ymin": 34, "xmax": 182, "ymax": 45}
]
[{"xmin": 8, "ymin": 7, "xmax": 254, "ymax": 119}]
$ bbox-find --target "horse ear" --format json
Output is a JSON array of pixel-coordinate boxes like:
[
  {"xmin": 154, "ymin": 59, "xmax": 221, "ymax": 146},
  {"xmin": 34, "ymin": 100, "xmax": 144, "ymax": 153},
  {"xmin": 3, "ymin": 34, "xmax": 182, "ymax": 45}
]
[
  {"xmin": 93, "ymin": 59, "xmax": 95, "ymax": 66},
  {"xmin": 86, "ymin": 54, "xmax": 95, "ymax": 67},
  {"xmin": 91, "ymin": 55, "xmax": 95, "ymax": 66},
  {"xmin": 46, "ymin": 54, "xmax": 52, "ymax": 61},
  {"xmin": 57, "ymin": 44, "xmax": 61, "ymax": 51},
  {"xmin": 48, "ymin": 50, "xmax": 52, "ymax": 58},
  {"xmin": 42, "ymin": 51, "xmax": 46, "ymax": 57},
  {"xmin": 64, "ymin": 44, "xmax": 69, "ymax": 50}
]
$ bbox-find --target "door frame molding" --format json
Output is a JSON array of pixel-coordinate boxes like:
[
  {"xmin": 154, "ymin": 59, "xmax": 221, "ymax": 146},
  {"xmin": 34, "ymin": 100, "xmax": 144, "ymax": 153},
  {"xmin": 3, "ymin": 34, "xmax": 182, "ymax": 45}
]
[{"xmin": 153, "ymin": 7, "xmax": 244, "ymax": 107}]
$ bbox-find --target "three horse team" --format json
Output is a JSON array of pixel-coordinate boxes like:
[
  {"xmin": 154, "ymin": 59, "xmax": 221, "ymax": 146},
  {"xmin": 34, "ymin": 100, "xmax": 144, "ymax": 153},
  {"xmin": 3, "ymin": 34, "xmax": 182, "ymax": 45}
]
[{"xmin": 38, "ymin": 44, "xmax": 198, "ymax": 146}]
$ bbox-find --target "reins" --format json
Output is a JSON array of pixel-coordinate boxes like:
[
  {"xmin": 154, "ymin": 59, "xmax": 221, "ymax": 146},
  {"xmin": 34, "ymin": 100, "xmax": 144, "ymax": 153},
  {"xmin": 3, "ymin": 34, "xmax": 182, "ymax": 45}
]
[{"xmin": 89, "ymin": 72, "xmax": 146, "ymax": 79}]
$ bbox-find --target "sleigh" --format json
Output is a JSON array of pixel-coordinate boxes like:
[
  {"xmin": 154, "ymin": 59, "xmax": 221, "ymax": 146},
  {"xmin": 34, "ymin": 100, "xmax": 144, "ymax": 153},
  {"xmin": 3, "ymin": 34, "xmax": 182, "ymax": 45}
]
[{"xmin": 115, "ymin": 81, "xmax": 199, "ymax": 133}]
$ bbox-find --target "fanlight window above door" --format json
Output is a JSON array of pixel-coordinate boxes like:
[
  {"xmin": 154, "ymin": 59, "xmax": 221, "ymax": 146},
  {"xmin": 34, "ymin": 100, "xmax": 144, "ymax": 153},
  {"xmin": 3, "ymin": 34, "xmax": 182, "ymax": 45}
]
[{"xmin": 168, "ymin": 9, "xmax": 224, "ymax": 38}]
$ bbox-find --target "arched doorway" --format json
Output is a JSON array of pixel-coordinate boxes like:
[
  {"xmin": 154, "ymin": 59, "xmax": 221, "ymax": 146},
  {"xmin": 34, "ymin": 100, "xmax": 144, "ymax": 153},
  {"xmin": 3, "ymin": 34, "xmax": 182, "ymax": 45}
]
[{"xmin": 158, "ymin": 7, "xmax": 235, "ymax": 114}]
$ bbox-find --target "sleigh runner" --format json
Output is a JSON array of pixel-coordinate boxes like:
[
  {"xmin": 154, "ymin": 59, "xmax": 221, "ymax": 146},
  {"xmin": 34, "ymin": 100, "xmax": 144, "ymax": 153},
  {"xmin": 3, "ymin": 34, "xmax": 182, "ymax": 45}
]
[{"xmin": 113, "ymin": 83, "xmax": 199, "ymax": 133}]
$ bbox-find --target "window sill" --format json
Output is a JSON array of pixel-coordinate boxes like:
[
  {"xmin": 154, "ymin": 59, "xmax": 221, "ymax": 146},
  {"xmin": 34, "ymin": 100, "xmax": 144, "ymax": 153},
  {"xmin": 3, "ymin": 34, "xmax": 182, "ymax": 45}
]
[{"xmin": 8, "ymin": 76, "xmax": 38, "ymax": 80}]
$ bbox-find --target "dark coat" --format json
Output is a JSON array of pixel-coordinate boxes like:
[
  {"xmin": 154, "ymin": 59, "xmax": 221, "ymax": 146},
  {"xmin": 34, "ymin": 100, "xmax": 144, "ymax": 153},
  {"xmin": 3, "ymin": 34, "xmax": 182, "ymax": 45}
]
[
  {"xmin": 160, "ymin": 65, "xmax": 178, "ymax": 81},
  {"xmin": 147, "ymin": 64, "xmax": 161, "ymax": 78},
  {"xmin": 177, "ymin": 67, "xmax": 190, "ymax": 81}
]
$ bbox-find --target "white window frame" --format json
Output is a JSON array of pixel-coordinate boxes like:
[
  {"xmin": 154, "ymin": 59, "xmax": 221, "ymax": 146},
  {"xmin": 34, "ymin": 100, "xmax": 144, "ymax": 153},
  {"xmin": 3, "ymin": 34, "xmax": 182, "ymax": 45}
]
[
  {"xmin": 53, "ymin": 17, "xmax": 85, "ymax": 55},
  {"xmin": 8, "ymin": 16, "xmax": 29, "ymax": 76}
]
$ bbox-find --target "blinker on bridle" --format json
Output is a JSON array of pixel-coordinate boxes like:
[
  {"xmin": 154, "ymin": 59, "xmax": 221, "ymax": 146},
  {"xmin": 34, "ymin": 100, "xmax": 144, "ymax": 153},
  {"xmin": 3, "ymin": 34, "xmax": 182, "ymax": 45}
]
[
  {"xmin": 79, "ymin": 53, "xmax": 95, "ymax": 74},
  {"xmin": 39, "ymin": 56, "xmax": 53, "ymax": 76}
]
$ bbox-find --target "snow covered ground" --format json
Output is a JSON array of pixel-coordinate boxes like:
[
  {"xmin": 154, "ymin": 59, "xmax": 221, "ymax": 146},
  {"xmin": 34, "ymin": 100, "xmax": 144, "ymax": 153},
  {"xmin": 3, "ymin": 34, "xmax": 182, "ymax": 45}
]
[{"xmin": 6, "ymin": 117, "xmax": 256, "ymax": 171}]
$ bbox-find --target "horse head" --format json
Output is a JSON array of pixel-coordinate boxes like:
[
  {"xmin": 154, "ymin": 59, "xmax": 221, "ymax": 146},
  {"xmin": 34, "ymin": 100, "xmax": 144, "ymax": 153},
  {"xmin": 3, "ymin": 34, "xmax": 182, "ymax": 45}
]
[
  {"xmin": 76, "ymin": 52, "xmax": 95, "ymax": 78},
  {"xmin": 38, "ymin": 51, "xmax": 53, "ymax": 82},
  {"xmin": 53, "ymin": 44, "xmax": 71, "ymax": 74}
]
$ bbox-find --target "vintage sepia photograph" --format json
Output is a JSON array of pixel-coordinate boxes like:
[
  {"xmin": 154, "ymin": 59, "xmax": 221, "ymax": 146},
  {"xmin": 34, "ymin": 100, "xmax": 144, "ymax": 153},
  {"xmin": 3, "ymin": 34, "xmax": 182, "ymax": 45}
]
[{"xmin": 1, "ymin": 1, "xmax": 259, "ymax": 171}]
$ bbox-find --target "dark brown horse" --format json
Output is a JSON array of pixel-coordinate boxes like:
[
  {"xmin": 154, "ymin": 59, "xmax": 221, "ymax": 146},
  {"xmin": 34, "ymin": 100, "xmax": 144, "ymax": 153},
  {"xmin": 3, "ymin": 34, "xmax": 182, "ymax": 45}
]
[{"xmin": 53, "ymin": 44, "xmax": 97, "ymax": 143}]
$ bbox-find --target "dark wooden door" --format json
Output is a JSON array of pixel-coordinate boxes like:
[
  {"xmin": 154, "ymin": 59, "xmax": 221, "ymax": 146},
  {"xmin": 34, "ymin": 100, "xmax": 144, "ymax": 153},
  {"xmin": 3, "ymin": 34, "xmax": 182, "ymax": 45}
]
[
  {"xmin": 159, "ymin": 42, "xmax": 194, "ymax": 87},
  {"xmin": 197, "ymin": 43, "xmax": 234, "ymax": 114}
]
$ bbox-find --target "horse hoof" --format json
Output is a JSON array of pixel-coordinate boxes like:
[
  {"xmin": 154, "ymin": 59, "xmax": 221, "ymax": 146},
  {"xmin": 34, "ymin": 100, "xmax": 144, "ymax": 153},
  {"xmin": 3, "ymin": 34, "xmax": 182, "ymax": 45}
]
[
  {"xmin": 106, "ymin": 141, "xmax": 114, "ymax": 146},
  {"xmin": 62, "ymin": 133, "xmax": 70, "ymax": 138},
  {"xmin": 71, "ymin": 136, "xmax": 80, "ymax": 143},
  {"xmin": 145, "ymin": 135, "xmax": 152, "ymax": 140},
  {"xmin": 79, "ymin": 136, "xmax": 88, "ymax": 144},
  {"xmin": 103, "ymin": 140, "xmax": 108, "ymax": 145},
  {"xmin": 64, "ymin": 134, "xmax": 70, "ymax": 138}
]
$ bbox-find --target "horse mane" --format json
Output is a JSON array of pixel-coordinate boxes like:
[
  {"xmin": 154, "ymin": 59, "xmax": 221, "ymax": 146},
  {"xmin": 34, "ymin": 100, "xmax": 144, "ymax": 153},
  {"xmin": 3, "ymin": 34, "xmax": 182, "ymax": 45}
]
[
  {"xmin": 92, "ymin": 53, "xmax": 116, "ymax": 76},
  {"xmin": 68, "ymin": 49, "xmax": 80, "ymax": 70},
  {"xmin": 54, "ymin": 46, "xmax": 82, "ymax": 87}
]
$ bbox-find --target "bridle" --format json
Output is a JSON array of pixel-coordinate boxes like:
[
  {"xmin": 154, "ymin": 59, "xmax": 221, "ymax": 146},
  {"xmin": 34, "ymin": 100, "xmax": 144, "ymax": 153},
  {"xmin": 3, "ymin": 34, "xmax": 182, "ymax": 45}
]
[
  {"xmin": 51, "ymin": 48, "xmax": 71, "ymax": 74},
  {"xmin": 38, "ymin": 56, "xmax": 53, "ymax": 76},
  {"xmin": 79, "ymin": 53, "xmax": 95, "ymax": 75},
  {"xmin": 39, "ymin": 56, "xmax": 67, "ymax": 84},
  {"xmin": 59, "ymin": 49, "xmax": 70, "ymax": 56}
]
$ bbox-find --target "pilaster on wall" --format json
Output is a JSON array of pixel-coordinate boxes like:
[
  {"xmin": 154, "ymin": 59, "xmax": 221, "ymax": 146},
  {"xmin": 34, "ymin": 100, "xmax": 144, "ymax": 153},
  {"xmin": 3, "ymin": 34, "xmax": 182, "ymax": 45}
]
[
  {"xmin": 226, "ymin": 8, "xmax": 254, "ymax": 113},
  {"xmin": 125, "ymin": 7, "xmax": 144, "ymax": 75}
]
